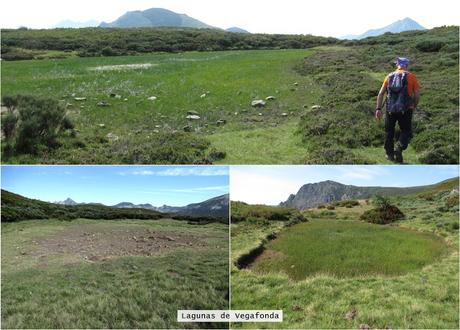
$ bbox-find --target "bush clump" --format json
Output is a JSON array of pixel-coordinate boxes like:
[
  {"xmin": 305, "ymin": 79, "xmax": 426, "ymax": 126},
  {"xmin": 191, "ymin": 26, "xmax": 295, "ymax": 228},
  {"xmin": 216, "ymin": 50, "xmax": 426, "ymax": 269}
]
[
  {"xmin": 415, "ymin": 40, "xmax": 445, "ymax": 52},
  {"xmin": 360, "ymin": 195, "xmax": 405, "ymax": 224},
  {"xmin": 115, "ymin": 132, "xmax": 211, "ymax": 164},
  {"xmin": 231, "ymin": 201, "xmax": 307, "ymax": 226},
  {"xmin": 1, "ymin": 95, "xmax": 75, "ymax": 156},
  {"xmin": 333, "ymin": 200, "xmax": 360, "ymax": 208}
]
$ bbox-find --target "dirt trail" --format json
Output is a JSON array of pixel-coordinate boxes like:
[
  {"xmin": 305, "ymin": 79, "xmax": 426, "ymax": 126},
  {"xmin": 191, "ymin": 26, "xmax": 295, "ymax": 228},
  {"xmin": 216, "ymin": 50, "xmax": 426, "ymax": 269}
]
[{"xmin": 34, "ymin": 225, "xmax": 203, "ymax": 262}]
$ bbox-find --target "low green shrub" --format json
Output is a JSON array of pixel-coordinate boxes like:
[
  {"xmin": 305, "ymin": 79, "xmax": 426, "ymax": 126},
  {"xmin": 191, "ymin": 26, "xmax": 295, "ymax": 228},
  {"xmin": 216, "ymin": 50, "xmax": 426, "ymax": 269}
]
[
  {"xmin": 113, "ymin": 132, "xmax": 211, "ymax": 164},
  {"xmin": 333, "ymin": 200, "xmax": 360, "ymax": 208},
  {"xmin": 415, "ymin": 40, "xmax": 445, "ymax": 52},
  {"xmin": 319, "ymin": 210, "xmax": 336, "ymax": 217},
  {"xmin": 231, "ymin": 201, "xmax": 307, "ymax": 225},
  {"xmin": 1, "ymin": 95, "xmax": 75, "ymax": 156},
  {"xmin": 305, "ymin": 145, "xmax": 370, "ymax": 164},
  {"xmin": 360, "ymin": 196, "xmax": 405, "ymax": 224}
]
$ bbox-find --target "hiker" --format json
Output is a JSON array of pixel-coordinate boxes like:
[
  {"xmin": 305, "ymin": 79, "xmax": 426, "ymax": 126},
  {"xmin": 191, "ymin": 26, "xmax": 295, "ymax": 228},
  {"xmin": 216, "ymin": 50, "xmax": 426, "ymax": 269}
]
[{"xmin": 375, "ymin": 57, "xmax": 420, "ymax": 163}]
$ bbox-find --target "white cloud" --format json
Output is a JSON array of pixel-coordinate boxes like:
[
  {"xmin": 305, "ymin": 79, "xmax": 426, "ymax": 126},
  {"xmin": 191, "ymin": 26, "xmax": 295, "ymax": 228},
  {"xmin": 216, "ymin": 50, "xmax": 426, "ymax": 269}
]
[
  {"xmin": 132, "ymin": 170, "xmax": 155, "ymax": 176},
  {"xmin": 338, "ymin": 166, "xmax": 390, "ymax": 182},
  {"xmin": 139, "ymin": 185, "xmax": 229, "ymax": 195},
  {"xmin": 118, "ymin": 167, "xmax": 228, "ymax": 177},
  {"xmin": 230, "ymin": 168, "xmax": 302, "ymax": 205},
  {"xmin": 155, "ymin": 167, "xmax": 228, "ymax": 177}
]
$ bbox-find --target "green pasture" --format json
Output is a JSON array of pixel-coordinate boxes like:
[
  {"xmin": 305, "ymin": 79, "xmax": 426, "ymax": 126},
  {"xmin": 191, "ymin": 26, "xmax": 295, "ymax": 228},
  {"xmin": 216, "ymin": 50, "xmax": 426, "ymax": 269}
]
[
  {"xmin": 231, "ymin": 196, "xmax": 459, "ymax": 329},
  {"xmin": 1, "ymin": 219, "xmax": 229, "ymax": 329}
]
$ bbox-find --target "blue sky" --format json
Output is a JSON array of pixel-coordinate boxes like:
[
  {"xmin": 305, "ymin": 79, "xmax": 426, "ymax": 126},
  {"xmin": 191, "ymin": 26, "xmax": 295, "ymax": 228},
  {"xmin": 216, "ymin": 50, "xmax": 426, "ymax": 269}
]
[
  {"xmin": 1, "ymin": 0, "xmax": 458, "ymax": 37},
  {"xmin": 231, "ymin": 165, "xmax": 459, "ymax": 205},
  {"xmin": 1, "ymin": 166, "xmax": 229, "ymax": 206}
]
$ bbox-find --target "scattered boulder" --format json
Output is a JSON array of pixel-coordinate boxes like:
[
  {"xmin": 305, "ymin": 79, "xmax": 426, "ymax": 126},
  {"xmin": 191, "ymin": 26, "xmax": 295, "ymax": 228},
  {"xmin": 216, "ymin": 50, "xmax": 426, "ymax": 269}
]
[
  {"xmin": 187, "ymin": 110, "xmax": 200, "ymax": 116},
  {"xmin": 266, "ymin": 96, "xmax": 276, "ymax": 101},
  {"xmin": 311, "ymin": 105, "xmax": 322, "ymax": 110},
  {"xmin": 147, "ymin": 96, "xmax": 157, "ymax": 101},
  {"xmin": 183, "ymin": 125, "xmax": 193, "ymax": 132},
  {"xmin": 115, "ymin": 95, "xmax": 122, "ymax": 99},
  {"xmin": 106, "ymin": 133, "xmax": 119, "ymax": 142},
  {"xmin": 97, "ymin": 101, "xmax": 110, "ymax": 107},
  {"xmin": 186, "ymin": 115, "xmax": 200, "ymax": 120},
  {"xmin": 154, "ymin": 125, "xmax": 161, "ymax": 128},
  {"xmin": 293, "ymin": 82, "xmax": 299, "ymax": 86},
  {"xmin": 200, "ymin": 93, "xmax": 207, "ymax": 98},
  {"xmin": 109, "ymin": 93, "xmax": 121, "ymax": 99},
  {"xmin": 234, "ymin": 112, "xmax": 239, "ymax": 115},
  {"xmin": 258, "ymin": 113, "xmax": 263, "ymax": 116},
  {"xmin": 74, "ymin": 97, "xmax": 86, "ymax": 101},
  {"xmin": 281, "ymin": 112, "xmax": 288, "ymax": 117},
  {"xmin": 98, "ymin": 124, "xmax": 105, "ymax": 128},
  {"xmin": 292, "ymin": 305, "xmax": 303, "ymax": 312},
  {"xmin": 251, "ymin": 100, "xmax": 266, "ymax": 108},
  {"xmin": 216, "ymin": 119, "xmax": 226, "ymax": 126},
  {"xmin": 345, "ymin": 308, "xmax": 358, "ymax": 321},
  {"xmin": 153, "ymin": 129, "xmax": 159, "ymax": 133},
  {"xmin": 123, "ymin": 98, "xmax": 128, "ymax": 102}
]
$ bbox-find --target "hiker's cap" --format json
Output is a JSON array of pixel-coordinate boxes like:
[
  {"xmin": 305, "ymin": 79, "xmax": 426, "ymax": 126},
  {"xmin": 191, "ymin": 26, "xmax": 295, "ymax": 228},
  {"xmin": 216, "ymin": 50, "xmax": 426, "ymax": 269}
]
[{"xmin": 395, "ymin": 57, "xmax": 410, "ymax": 67}]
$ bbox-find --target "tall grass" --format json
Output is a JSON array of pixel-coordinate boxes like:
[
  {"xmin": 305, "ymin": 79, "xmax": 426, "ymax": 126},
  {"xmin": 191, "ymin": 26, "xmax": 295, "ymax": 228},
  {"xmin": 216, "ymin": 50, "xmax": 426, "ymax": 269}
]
[{"xmin": 252, "ymin": 220, "xmax": 447, "ymax": 279}]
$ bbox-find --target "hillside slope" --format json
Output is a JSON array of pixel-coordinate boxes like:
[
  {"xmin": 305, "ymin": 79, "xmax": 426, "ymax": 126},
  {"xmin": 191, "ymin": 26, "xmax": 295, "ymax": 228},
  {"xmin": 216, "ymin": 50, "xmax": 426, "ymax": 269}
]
[
  {"xmin": 1, "ymin": 190, "xmax": 164, "ymax": 222},
  {"xmin": 56, "ymin": 194, "xmax": 229, "ymax": 218},
  {"xmin": 297, "ymin": 26, "xmax": 459, "ymax": 164},
  {"xmin": 176, "ymin": 194, "xmax": 229, "ymax": 219},
  {"xmin": 280, "ymin": 177, "xmax": 459, "ymax": 209}
]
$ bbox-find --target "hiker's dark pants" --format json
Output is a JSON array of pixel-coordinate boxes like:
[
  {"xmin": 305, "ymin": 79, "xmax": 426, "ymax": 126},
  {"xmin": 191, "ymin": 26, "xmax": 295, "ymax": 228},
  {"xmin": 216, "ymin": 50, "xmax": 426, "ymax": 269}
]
[{"xmin": 384, "ymin": 110, "xmax": 413, "ymax": 155}]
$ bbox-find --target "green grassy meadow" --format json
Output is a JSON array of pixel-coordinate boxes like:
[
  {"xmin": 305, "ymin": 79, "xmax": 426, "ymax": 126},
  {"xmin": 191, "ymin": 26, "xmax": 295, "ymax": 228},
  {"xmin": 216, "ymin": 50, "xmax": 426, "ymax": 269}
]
[
  {"xmin": 231, "ymin": 193, "xmax": 459, "ymax": 328},
  {"xmin": 251, "ymin": 220, "xmax": 447, "ymax": 279},
  {"xmin": 1, "ymin": 49, "xmax": 320, "ymax": 164},
  {"xmin": 1, "ymin": 26, "xmax": 458, "ymax": 164},
  {"xmin": 1, "ymin": 219, "xmax": 229, "ymax": 329}
]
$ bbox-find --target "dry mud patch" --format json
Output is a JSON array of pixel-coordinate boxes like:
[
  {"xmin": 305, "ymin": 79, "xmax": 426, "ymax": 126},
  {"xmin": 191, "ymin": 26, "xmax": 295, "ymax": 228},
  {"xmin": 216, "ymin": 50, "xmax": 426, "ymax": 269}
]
[{"xmin": 33, "ymin": 224, "xmax": 205, "ymax": 262}]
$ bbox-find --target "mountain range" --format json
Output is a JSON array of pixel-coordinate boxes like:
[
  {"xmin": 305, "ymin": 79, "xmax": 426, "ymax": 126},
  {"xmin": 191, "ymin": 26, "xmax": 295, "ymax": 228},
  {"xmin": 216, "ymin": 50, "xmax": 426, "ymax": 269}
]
[
  {"xmin": 342, "ymin": 17, "xmax": 425, "ymax": 39},
  {"xmin": 57, "ymin": 194, "xmax": 229, "ymax": 218},
  {"xmin": 280, "ymin": 178, "xmax": 458, "ymax": 210},
  {"xmin": 98, "ymin": 7, "xmax": 248, "ymax": 33},
  {"xmin": 53, "ymin": 8, "xmax": 424, "ymax": 38}
]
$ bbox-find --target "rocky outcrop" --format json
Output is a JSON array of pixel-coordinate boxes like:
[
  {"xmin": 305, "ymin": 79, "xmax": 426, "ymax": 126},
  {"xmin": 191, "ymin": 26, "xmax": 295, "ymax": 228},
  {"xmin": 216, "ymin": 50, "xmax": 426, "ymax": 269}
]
[{"xmin": 279, "ymin": 180, "xmax": 430, "ymax": 210}]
